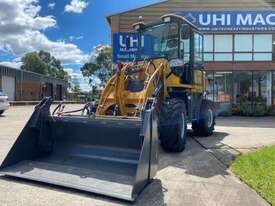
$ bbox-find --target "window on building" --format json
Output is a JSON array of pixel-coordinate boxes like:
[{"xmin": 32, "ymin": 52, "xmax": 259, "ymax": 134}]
[
  {"xmin": 203, "ymin": 34, "xmax": 274, "ymax": 62},
  {"xmin": 254, "ymin": 53, "xmax": 272, "ymax": 61},
  {"xmin": 214, "ymin": 53, "xmax": 232, "ymax": 61},
  {"xmin": 213, "ymin": 72, "xmax": 232, "ymax": 103},
  {"xmin": 233, "ymin": 71, "xmax": 253, "ymax": 104},
  {"xmin": 206, "ymin": 72, "xmax": 214, "ymax": 101},
  {"xmin": 234, "ymin": 34, "xmax": 253, "ymax": 61},
  {"xmin": 253, "ymin": 71, "xmax": 272, "ymax": 106},
  {"xmin": 204, "ymin": 35, "xmax": 213, "ymax": 52},
  {"xmin": 203, "ymin": 35, "xmax": 214, "ymax": 61},
  {"xmin": 235, "ymin": 34, "xmax": 253, "ymax": 52},
  {"xmin": 214, "ymin": 35, "xmax": 233, "ymax": 52},
  {"xmin": 206, "ymin": 71, "xmax": 274, "ymax": 114},
  {"xmin": 234, "ymin": 53, "xmax": 253, "ymax": 61},
  {"xmin": 213, "ymin": 34, "xmax": 233, "ymax": 61},
  {"xmin": 204, "ymin": 53, "xmax": 214, "ymax": 61},
  {"xmin": 254, "ymin": 35, "xmax": 272, "ymax": 52},
  {"xmin": 254, "ymin": 34, "xmax": 273, "ymax": 61}
]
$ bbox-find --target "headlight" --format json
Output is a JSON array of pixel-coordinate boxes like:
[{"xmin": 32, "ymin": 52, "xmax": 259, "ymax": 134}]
[{"xmin": 169, "ymin": 59, "xmax": 184, "ymax": 68}]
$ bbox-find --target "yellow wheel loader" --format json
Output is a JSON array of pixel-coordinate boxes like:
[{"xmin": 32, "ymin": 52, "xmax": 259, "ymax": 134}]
[{"xmin": 0, "ymin": 14, "xmax": 216, "ymax": 202}]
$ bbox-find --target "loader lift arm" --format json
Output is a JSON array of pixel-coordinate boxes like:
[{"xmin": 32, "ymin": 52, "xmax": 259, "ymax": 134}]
[{"xmin": 96, "ymin": 59, "xmax": 167, "ymax": 117}]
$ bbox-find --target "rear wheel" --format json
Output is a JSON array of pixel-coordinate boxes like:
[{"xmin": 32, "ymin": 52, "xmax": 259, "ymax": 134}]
[
  {"xmin": 0, "ymin": 110, "xmax": 4, "ymax": 115},
  {"xmin": 192, "ymin": 100, "xmax": 215, "ymax": 136},
  {"xmin": 159, "ymin": 98, "xmax": 187, "ymax": 153}
]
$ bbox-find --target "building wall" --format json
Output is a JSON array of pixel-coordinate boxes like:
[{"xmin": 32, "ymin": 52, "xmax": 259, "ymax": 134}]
[{"xmin": 0, "ymin": 65, "xmax": 68, "ymax": 101}]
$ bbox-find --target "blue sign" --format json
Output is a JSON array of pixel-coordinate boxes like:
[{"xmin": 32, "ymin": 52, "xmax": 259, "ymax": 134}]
[
  {"xmin": 179, "ymin": 10, "xmax": 275, "ymax": 32},
  {"xmin": 113, "ymin": 33, "xmax": 152, "ymax": 63}
]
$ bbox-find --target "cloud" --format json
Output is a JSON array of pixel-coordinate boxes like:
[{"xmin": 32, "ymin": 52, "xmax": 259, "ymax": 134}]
[
  {"xmin": 69, "ymin": 35, "xmax": 84, "ymax": 42},
  {"xmin": 90, "ymin": 44, "xmax": 111, "ymax": 62},
  {"xmin": 0, "ymin": 60, "xmax": 22, "ymax": 69},
  {"xmin": 65, "ymin": 0, "xmax": 88, "ymax": 13},
  {"xmin": 64, "ymin": 68, "xmax": 74, "ymax": 74},
  {"xmin": 48, "ymin": 2, "xmax": 56, "ymax": 10},
  {"xmin": 0, "ymin": 0, "xmax": 89, "ymax": 64},
  {"xmin": 0, "ymin": 0, "xmax": 56, "ymax": 34}
]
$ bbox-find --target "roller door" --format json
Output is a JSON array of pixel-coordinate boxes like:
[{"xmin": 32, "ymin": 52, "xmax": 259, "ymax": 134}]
[{"xmin": 1, "ymin": 75, "xmax": 15, "ymax": 101}]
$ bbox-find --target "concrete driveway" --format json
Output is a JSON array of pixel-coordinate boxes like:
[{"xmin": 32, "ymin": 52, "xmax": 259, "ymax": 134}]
[
  {"xmin": 194, "ymin": 116, "xmax": 275, "ymax": 166},
  {"xmin": 0, "ymin": 105, "xmax": 274, "ymax": 206}
]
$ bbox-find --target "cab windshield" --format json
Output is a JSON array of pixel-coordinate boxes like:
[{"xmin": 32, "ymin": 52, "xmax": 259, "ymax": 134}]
[{"xmin": 140, "ymin": 22, "xmax": 180, "ymax": 60}]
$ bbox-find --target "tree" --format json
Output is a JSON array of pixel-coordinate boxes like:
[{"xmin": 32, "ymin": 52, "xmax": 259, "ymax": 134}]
[
  {"xmin": 80, "ymin": 63, "xmax": 97, "ymax": 84},
  {"xmin": 80, "ymin": 45, "xmax": 112, "ymax": 87},
  {"xmin": 69, "ymin": 84, "xmax": 82, "ymax": 101},
  {"xmin": 71, "ymin": 85, "xmax": 81, "ymax": 93},
  {"xmin": 21, "ymin": 50, "xmax": 68, "ymax": 80},
  {"xmin": 21, "ymin": 52, "xmax": 48, "ymax": 75}
]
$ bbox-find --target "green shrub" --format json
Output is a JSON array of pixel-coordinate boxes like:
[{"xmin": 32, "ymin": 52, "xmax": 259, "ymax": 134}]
[
  {"xmin": 219, "ymin": 110, "xmax": 232, "ymax": 116},
  {"xmin": 237, "ymin": 97, "xmax": 268, "ymax": 116},
  {"xmin": 253, "ymin": 103, "xmax": 268, "ymax": 116}
]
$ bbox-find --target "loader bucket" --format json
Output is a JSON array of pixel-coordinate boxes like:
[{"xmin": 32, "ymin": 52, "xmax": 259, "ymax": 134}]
[{"xmin": 0, "ymin": 97, "xmax": 158, "ymax": 201}]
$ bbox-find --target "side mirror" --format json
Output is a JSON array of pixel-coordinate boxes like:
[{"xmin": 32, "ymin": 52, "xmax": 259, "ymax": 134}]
[{"xmin": 181, "ymin": 25, "xmax": 191, "ymax": 40}]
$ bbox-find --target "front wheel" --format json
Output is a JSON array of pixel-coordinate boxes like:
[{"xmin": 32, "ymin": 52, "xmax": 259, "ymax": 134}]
[
  {"xmin": 159, "ymin": 99, "xmax": 187, "ymax": 153},
  {"xmin": 192, "ymin": 100, "xmax": 215, "ymax": 136},
  {"xmin": 0, "ymin": 110, "xmax": 4, "ymax": 115}
]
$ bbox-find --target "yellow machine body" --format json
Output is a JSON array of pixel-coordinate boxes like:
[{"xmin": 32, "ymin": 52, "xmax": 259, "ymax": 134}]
[{"xmin": 96, "ymin": 59, "xmax": 208, "ymax": 117}]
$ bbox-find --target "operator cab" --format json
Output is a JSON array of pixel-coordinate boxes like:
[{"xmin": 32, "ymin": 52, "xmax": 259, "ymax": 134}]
[{"xmin": 132, "ymin": 14, "xmax": 204, "ymax": 84}]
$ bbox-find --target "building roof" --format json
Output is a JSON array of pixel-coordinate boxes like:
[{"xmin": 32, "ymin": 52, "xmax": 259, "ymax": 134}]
[
  {"xmin": 105, "ymin": 0, "xmax": 275, "ymax": 27},
  {"xmin": 0, "ymin": 64, "xmax": 67, "ymax": 83},
  {"xmin": 105, "ymin": 0, "xmax": 169, "ymax": 25}
]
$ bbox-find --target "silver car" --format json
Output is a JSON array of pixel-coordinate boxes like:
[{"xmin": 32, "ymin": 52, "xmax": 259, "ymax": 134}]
[{"xmin": 0, "ymin": 90, "xmax": 9, "ymax": 115}]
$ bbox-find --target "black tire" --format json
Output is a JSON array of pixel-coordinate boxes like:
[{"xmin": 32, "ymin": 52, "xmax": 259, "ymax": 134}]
[
  {"xmin": 159, "ymin": 98, "xmax": 187, "ymax": 153},
  {"xmin": 0, "ymin": 110, "xmax": 4, "ymax": 115},
  {"xmin": 192, "ymin": 100, "xmax": 215, "ymax": 136}
]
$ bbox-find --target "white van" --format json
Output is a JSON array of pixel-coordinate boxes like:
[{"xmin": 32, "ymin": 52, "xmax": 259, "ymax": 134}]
[{"xmin": 0, "ymin": 90, "xmax": 9, "ymax": 115}]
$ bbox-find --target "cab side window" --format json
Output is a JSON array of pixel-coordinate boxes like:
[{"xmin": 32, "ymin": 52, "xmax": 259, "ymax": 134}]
[
  {"xmin": 194, "ymin": 32, "xmax": 203, "ymax": 64},
  {"xmin": 180, "ymin": 25, "xmax": 190, "ymax": 63},
  {"xmin": 180, "ymin": 38, "xmax": 190, "ymax": 63}
]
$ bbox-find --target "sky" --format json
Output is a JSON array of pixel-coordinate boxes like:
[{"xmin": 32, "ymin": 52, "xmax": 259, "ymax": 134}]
[{"xmin": 0, "ymin": 0, "xmax": 162, "ymax": 90}]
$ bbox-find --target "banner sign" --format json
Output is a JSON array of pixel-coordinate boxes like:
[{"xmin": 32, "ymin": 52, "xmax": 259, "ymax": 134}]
[
  {"xmin": 113, "ymin": 33, "xmax": 151, "ymax": 63},
  {"xmin": 179, "ymin": 10, "xmax": 275, "ymax": 32}
]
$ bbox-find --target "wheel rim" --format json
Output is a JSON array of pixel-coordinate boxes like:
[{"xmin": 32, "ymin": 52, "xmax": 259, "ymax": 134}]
[
  {"xmin": 180, "ymin": 112, "xmax": 185, "ymax": 139},
  {"xmin": 207, "ymin": 108, "xmax": 213, "ymax": 128}
]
